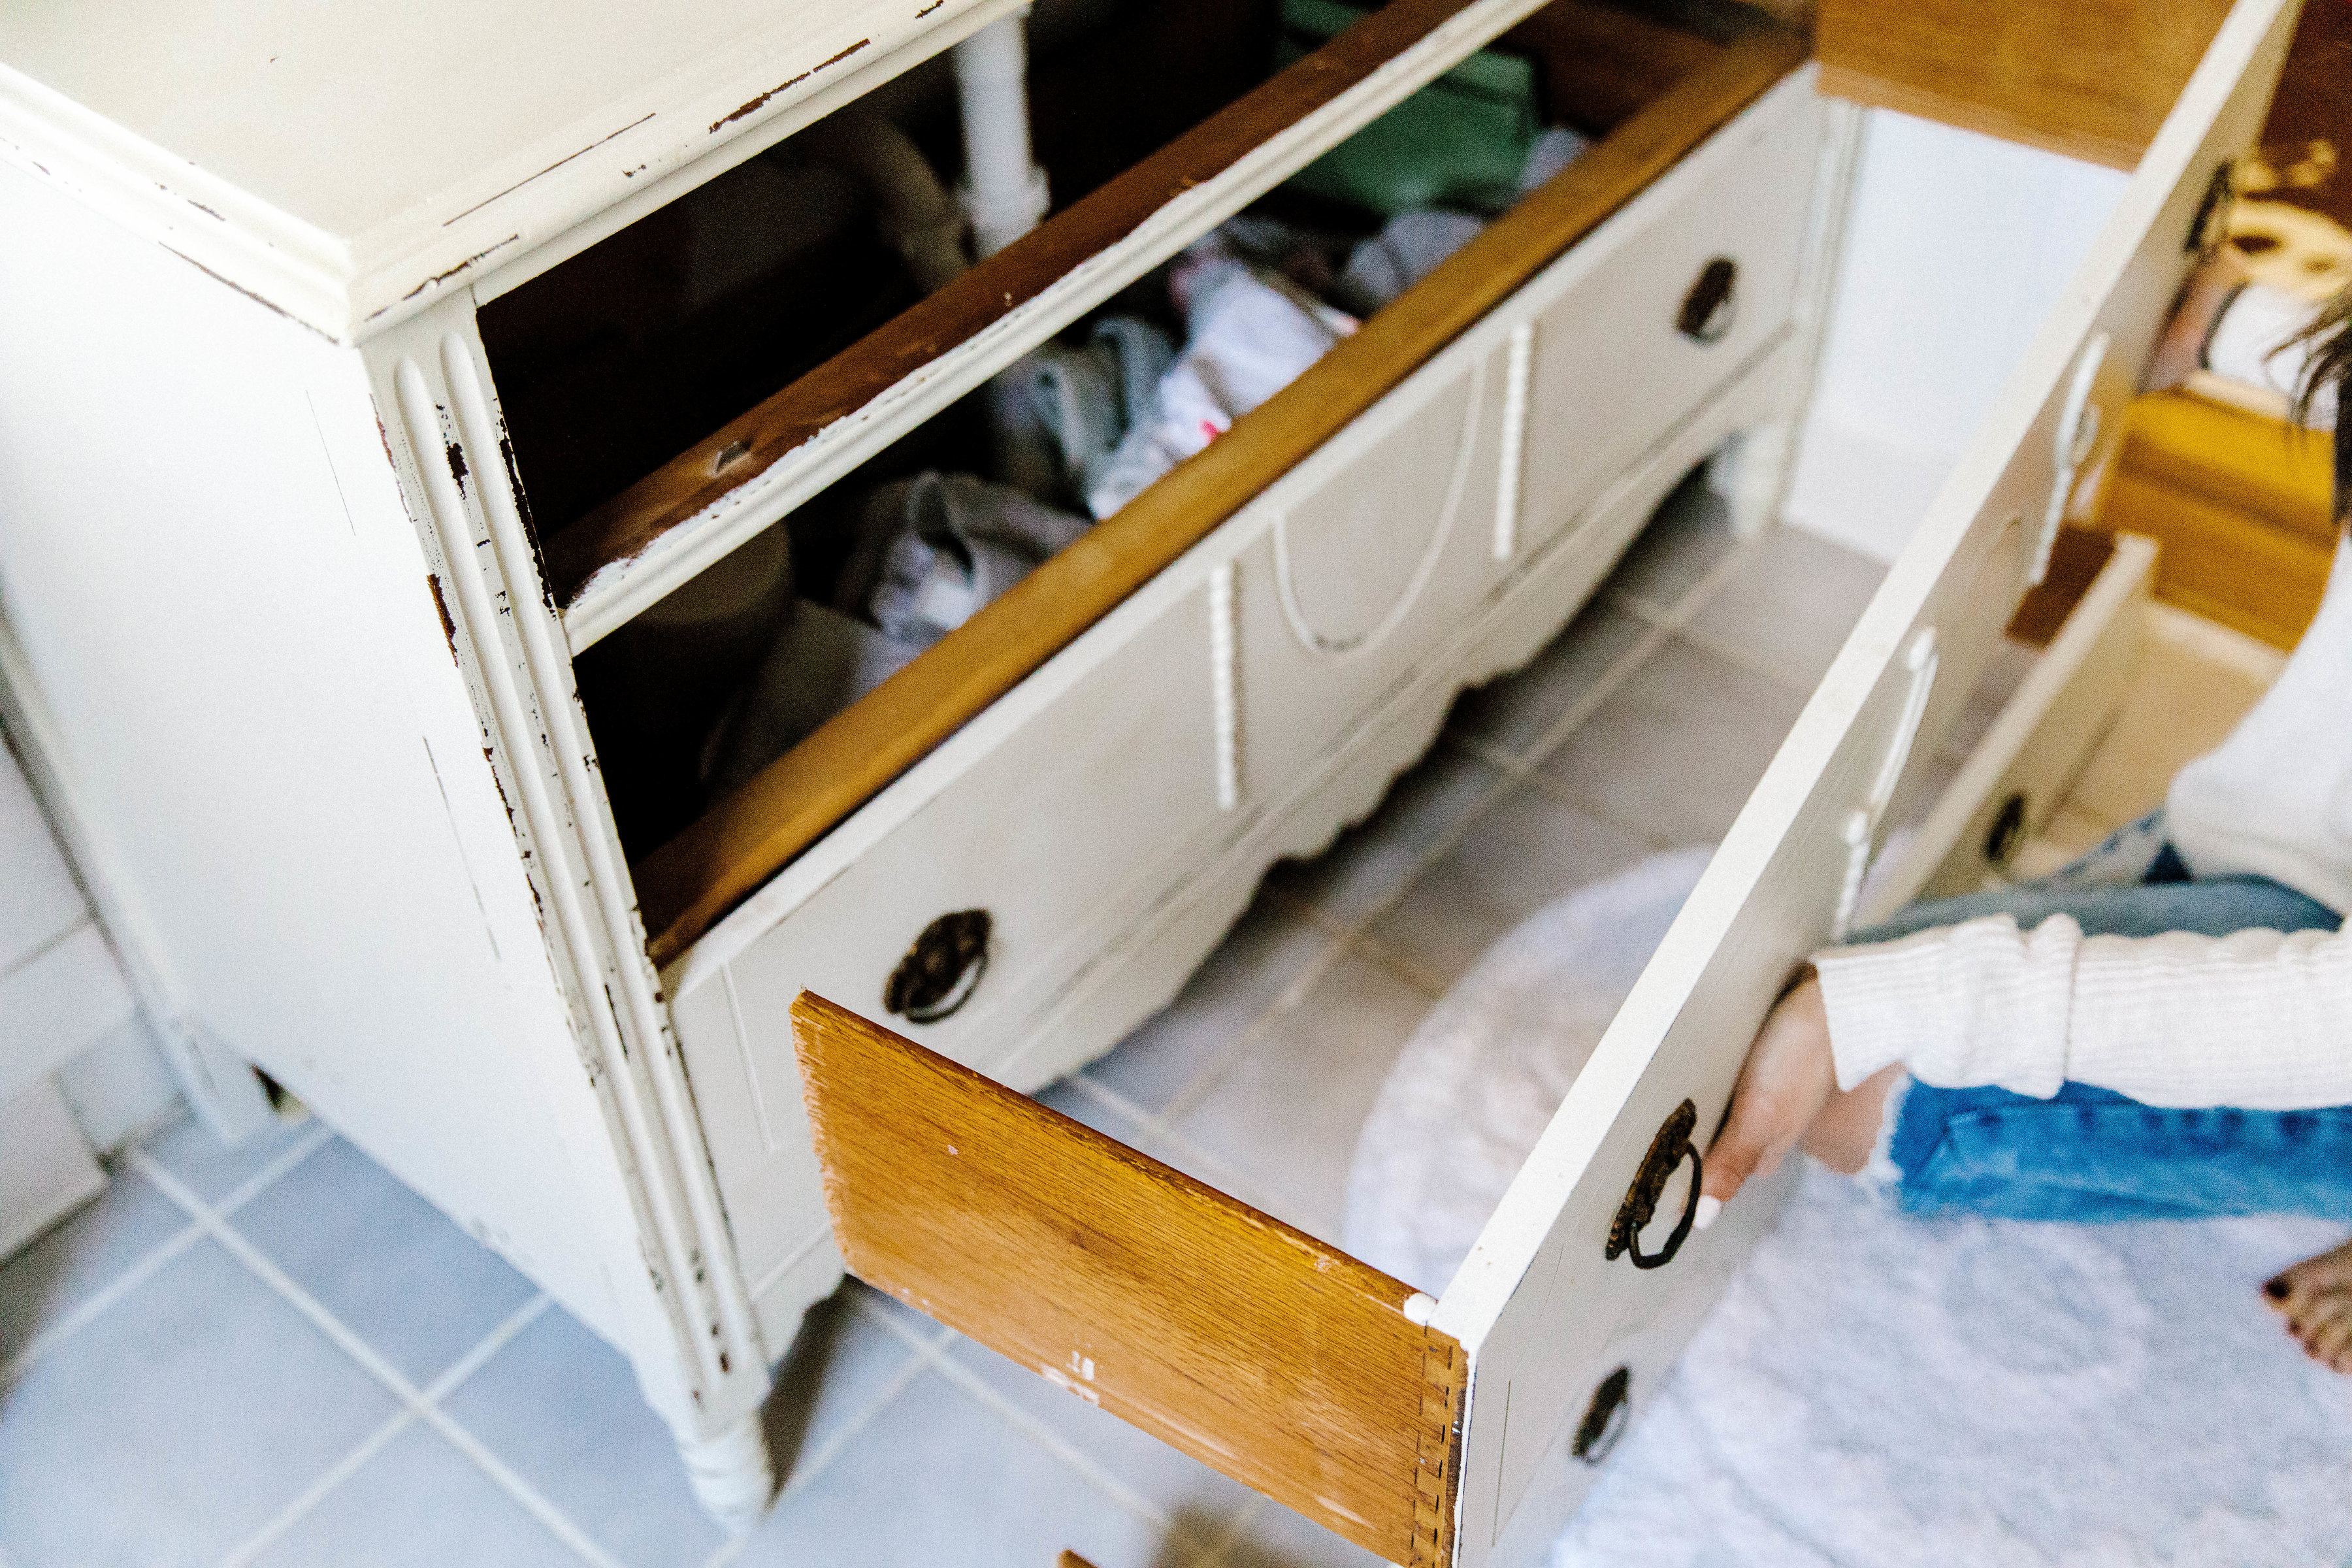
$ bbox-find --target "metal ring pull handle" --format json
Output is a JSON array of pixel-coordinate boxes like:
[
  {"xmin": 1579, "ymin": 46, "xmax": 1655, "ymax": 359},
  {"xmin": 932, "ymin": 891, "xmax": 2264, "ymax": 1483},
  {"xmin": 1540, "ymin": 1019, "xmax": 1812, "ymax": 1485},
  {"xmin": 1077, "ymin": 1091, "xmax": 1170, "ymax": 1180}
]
[
  {"xmin": 1676, "ymin": 257, "xmax": 1739, "ymax": 344},
  {"xmin": 1605, "ymin": 1099, "xmax": 1703, "ymax": 1270},
  {"xmin": 1573, "ymin": 1367, "xmax": 1633, "ymax": 1464},
  {"xmin": 883, "ymin": 909, "xmax": 991, "ymax": 1024}
]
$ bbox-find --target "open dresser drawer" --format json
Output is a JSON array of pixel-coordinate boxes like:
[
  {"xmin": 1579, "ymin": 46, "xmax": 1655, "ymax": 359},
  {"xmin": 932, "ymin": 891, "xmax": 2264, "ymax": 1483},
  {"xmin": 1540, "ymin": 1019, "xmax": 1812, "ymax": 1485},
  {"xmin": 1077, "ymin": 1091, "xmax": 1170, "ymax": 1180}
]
[
  {"xmin": 580, "ymin": 0, "xmax": 1836, "ymax": 1325},
  {"xmin": 776, "ymin": 3, "xmax": 2303, "ymax": 1562}
]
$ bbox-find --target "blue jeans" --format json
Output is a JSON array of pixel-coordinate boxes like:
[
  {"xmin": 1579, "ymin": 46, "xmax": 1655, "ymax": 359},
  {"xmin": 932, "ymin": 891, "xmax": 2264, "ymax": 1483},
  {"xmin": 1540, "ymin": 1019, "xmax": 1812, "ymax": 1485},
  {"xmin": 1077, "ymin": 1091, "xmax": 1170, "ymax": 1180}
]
[{"xmin": 1848, "ymin": 823, "xmax": 2352, "ymax": 1222}]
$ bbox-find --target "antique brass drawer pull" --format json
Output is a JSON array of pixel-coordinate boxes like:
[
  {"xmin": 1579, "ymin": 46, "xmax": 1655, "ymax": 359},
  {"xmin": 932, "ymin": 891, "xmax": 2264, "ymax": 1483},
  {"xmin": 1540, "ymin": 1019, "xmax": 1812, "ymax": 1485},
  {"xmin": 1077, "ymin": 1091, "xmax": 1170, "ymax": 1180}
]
[
  {"xmin": 1573, "ymin": 1366, "xmax": 1633, "ymax": 1464},
  {"xmin": 1676, "ymin": 256, "xmax": 1739, "ymax": 344},
  {"xmin": 883, "ymin": 909, "xmax": 992, "ymax": 1024},
  {"xmin": 1606, "ymin": 1098, "xmax": 1703, "ymax": 1269}
]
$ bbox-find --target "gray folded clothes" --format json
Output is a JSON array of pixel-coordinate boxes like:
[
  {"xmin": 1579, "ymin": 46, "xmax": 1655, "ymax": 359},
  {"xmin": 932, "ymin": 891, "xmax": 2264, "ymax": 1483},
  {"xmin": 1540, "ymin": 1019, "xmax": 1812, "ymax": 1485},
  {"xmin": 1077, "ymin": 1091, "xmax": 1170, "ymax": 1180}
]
[
  {"xmin": 701, "ymin": 598, "xmax": 921, "ymax": 796},
  {"xmin": 990, "ymin": 317, "xmax": 1176, "ymax": 507},
  {"xmin": 1333, "ymin": 209, "xmax": 1488, "ymax": 316},
  {"xmin": 1086, "ymin": 255, "xmax": 1356, "ymax": 519},
  {"xmin": 836, "ymin": 470, "xmax": 1094, "ymax": 648},
  {"xmin": 1328, "ymin": 129, "xmax": 1584, "ymax": 317}
]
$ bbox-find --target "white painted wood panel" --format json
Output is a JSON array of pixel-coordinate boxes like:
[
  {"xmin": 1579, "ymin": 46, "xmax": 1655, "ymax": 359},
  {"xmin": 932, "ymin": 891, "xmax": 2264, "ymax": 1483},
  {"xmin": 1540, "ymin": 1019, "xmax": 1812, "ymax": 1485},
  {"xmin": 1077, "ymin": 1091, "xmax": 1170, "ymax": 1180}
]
[
  {"xmin": 1238, "ymin": 346, "xmax": 1505, "ymax": 800},
  {"xmin": 1514, "ymin": 73, "xmax": 1821, "ymax": 555},
  {"xmin": 0, "ymin": 158, "xmax": 664, "ymax": 1375},
  {"xmin": 1432, "ymin": 5, "xmax": 2300, "ymax": 1562}
]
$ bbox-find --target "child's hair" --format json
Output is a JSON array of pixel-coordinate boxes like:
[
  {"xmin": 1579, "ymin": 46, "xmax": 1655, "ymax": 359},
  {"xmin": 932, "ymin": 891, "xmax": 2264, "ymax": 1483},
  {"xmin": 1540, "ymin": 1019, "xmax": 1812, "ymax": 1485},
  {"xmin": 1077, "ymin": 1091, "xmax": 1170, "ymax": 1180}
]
[{"xmin": 2289, "ymin": 285, "xmax": 2352, "ymax": 523}]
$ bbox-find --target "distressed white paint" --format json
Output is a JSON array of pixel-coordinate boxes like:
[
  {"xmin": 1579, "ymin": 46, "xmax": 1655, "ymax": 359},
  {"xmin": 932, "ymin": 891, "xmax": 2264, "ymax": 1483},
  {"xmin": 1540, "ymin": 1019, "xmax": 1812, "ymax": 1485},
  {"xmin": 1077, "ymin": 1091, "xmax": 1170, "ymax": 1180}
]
[{"xmin": 1433, "ymin": 8, "xmax": 2298, "ymax": 1563}]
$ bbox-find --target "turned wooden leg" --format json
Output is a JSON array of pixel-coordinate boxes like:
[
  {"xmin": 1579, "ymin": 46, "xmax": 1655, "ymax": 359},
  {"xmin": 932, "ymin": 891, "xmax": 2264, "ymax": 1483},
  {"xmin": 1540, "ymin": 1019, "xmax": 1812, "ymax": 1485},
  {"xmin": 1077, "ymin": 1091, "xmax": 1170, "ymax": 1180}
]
[
  {"xmin": 1707, "ymin": 421, "xmax": 1793, "ymax": 540},
  {"xmin": 677, "ymin": 1408, "xmax": 774, "ymax": 1532}
]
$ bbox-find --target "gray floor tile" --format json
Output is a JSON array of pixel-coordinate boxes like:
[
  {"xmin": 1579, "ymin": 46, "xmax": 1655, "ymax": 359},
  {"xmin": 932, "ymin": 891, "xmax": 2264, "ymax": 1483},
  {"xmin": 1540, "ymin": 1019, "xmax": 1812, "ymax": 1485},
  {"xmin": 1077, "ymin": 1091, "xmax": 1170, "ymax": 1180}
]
[
  {"xmin": 1166, "ymin": 950, "xmax": 1432, "ymax": 1246},
  {"xmin": 1445, "ymin": 602, "xmax": 1654, "ymax": 762},
  {"xmin": 438, "ymin": 1305, "xmax": 725, "ymax": 1568},
  {"xmin": 140, "ymin": 1108, "xmax": 322, "ymax": 1207},
  {"xmin": 735, "ymin": 1367, "xmax": 1171, "ymax": 1568},
  {"xmin": 248, "ymin": 1420, "xmax": 582, "ymax": 1568},
  {"xmin": 1263, "ymin": 745, "xmax": 1505, "ymax": 929},
  {"xmin": 1081, "ymin": 897, "xmax": 1335, "ymax": 1117},
  {"xmin": 231, "ymin": 1137, "xmax": 540, "ymax": 1388},
  {"xmin": 0, "ymin": 1237, "xmax": 400, "ymax": 1567},
  {"xmin": 1678, "ymin": 524, "xmax": 1885, "ymax": 691},
  {"xmin": 1213, "ymin": 1503, "xmax": 1388, "ymax": 1567},
  {"xmin": 1595, "ymin": 468, "xmax": 1736, "ymax": 617},
  {"xmin": 1539, "ymin": 636, "xmax": 1806, "ymax": 846},
  {"xmin": 0, "ymin": 1160, "xmax": 188, "ymax": 1367},
  {"xmin": 1036, "ymin": 1073, "xmax": 1151, "ymax": 1141},
  {"xmin": 770, "ymin": 1284, "xmax": 936, "ymax": 1488},
  {"xmin": 943, "ymin": 1334, "xmax": 1259, "ymax": 1556},
  {"xmin": 1367, "ymin": 785, "xmax": 1656, "ymax": 990}
]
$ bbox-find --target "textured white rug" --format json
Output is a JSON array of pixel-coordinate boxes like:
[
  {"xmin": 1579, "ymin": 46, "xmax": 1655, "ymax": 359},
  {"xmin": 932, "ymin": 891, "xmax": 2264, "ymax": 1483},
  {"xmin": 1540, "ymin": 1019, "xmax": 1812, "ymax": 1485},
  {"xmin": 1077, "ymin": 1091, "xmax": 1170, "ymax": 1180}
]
[
  {"xmin": 1345, "ymin": 850, "xmax": 2352, "ymax": 1566},
  {"xmin": 1555, "ymin": 1167, "xmax": 2352, "ymax": 1567}
]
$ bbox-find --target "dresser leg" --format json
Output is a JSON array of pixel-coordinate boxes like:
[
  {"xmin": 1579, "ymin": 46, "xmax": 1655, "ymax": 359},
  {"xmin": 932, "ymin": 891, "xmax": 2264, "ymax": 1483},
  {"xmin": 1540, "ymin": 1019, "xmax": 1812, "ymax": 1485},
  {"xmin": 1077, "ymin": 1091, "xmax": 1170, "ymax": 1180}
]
[
  {"xmin": 1707, "ymin": 421, "xmax": 1792, "ymax": 539},
  {"xmin": 678, "ymin": 1407, "xmax": 775, "ymax": 1532}
]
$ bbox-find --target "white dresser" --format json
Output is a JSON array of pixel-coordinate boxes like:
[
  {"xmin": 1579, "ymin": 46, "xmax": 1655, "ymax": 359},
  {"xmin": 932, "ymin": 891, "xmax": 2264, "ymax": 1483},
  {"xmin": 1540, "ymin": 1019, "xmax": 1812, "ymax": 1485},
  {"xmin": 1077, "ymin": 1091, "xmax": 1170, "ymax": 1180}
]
[{"xmin": 0, "ymin": 0, "xmax": 2300, "ymax": 1558}]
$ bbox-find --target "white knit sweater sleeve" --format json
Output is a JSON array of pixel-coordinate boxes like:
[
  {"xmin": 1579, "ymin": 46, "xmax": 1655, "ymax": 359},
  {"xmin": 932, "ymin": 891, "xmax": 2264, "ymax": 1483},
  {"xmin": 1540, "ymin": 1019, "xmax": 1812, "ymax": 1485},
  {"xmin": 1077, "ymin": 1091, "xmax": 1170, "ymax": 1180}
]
[{"xmin": 1812, "ymin": 915, "xmax": 2352, "ymax": 1109}]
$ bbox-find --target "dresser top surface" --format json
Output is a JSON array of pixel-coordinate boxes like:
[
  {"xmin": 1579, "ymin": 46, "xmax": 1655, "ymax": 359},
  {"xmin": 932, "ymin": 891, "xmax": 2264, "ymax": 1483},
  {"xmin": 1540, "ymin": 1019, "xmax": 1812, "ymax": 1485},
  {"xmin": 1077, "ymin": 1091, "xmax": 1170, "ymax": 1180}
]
[{"xmin": 0, "ymin": 0, "xmax": 1004, "ymax": 342}]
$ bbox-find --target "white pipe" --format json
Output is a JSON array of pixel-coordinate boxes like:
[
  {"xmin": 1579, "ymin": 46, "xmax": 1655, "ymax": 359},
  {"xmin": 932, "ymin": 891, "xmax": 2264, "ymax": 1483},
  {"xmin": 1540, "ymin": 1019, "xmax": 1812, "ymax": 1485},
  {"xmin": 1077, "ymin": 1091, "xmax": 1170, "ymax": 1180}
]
[{"xmin": 953, "ymin": 12, "xmax": 1049, "ymax": 257}]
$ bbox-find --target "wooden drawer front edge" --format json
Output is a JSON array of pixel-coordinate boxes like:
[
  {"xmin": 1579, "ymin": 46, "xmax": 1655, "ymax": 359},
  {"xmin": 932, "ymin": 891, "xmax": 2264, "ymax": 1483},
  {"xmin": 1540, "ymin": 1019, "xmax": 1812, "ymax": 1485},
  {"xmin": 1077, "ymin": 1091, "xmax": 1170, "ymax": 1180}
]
[{"xmin": 791, "ymin": 992, "xmax": 1467, "ymax": 1565}]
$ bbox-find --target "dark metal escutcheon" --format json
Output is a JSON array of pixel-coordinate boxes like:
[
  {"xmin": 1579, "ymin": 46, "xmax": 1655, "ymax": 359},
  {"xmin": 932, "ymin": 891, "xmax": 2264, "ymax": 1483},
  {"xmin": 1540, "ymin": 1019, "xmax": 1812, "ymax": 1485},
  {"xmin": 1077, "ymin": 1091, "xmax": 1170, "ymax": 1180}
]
[
  {"xmin": 883, "ymin": 909, "xmax": 991, "ymax": 1024},
  {"xmin": 1605, "ymin": 1098, "xmax": 1703, "ymax": 1269},
  {"xmin": 1573, "ymin": 1366, "xmax": 1633, "ymax": 1464},
  {"xmin": 1676, "ymin": 257, "xmax": 1739, "ymax": 344},
  {"xmin": 1984, "ymin": 791, "xmax": 2029, "ymax": 866}
]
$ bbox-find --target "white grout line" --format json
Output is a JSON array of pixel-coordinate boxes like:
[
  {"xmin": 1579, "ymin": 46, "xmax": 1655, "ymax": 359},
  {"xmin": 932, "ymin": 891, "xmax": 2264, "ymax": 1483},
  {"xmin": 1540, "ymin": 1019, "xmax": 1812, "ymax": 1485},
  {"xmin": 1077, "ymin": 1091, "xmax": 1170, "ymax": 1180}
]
[
  {"xmin": 216, "ymin": 1292, "xmax": 557, "ymax": 1568},
  {"xmin": 855, "ymin": 1295, "xmax": 1179, "ymax": 1538},
  {"xmin": 130, "ymin": 1150, "xmax": 627, "ymax": 1568},
  {"xmin": 1, "ymin": 1122, "xmax": 335, "ymax": 1389},
  {"xmin": 213, "ymin": 1122, "xmax": 339, "ymax": 1218},
  {"xmin": 692, "ymin": 1307, "xmax": 962, "ymax": 1568},
  {"xmin": 1, "ymin": 1222, "xmax": 202, "ymax": 1390},
  {"xmin": 218, "ymin": 1407, "xmax": 419, "ymax": 1567},
  {"xmin": 1056, "ymin": 1075, "xmax": 1290, "ymax": 1220}
]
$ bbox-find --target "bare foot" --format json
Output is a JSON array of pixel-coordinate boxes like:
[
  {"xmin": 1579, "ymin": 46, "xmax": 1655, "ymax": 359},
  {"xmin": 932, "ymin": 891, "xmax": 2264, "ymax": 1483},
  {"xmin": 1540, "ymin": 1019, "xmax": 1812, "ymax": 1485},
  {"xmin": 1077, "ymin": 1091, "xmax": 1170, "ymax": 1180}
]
[{"xmin": 2264, "ymin": 1235, "xmax": 2352, "ymax": 1372}]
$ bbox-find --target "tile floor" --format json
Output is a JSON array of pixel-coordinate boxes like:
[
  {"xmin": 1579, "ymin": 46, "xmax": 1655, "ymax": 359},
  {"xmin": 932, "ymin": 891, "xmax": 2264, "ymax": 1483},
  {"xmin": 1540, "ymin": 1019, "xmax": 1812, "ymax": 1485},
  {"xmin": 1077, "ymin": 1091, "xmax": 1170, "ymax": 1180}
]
[{"xmin": 0, "ymin": 475, "xmax": 1887, "ymax": 1568}]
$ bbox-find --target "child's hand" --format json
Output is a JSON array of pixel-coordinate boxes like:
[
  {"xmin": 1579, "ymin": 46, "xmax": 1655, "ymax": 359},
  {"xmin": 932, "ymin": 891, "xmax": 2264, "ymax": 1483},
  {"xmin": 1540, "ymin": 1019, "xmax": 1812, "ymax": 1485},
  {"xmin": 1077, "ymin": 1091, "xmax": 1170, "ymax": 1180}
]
[{"xmin": 1701, "ymin": 973, "xmax": 1834, "ymax": 1218}]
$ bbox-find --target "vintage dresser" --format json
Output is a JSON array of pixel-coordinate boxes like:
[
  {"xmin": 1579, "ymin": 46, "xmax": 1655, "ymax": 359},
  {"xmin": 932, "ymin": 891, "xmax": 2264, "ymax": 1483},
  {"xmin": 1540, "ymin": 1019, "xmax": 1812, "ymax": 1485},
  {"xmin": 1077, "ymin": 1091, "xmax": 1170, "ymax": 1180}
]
[{"xmin": 0, "ymin": 0, "xmax": 2301, "ymax": 1559}]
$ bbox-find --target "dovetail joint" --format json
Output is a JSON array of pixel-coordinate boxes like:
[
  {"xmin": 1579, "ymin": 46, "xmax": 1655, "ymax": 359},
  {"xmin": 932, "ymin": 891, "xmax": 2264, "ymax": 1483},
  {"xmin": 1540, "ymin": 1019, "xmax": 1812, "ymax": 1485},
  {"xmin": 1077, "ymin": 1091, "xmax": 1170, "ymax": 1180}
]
[{"xmin": 1408, "ymin": 1333, "xmax": 1466, "ymax": 1568}]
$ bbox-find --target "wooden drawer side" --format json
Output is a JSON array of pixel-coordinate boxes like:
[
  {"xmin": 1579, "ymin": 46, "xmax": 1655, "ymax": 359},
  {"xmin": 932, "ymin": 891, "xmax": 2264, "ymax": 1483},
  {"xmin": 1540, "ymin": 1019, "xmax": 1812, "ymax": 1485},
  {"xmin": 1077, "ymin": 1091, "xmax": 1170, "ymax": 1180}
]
[{"xmin": 791, "ymin": 992, "xmax": 1467, "ymax": 1566}]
